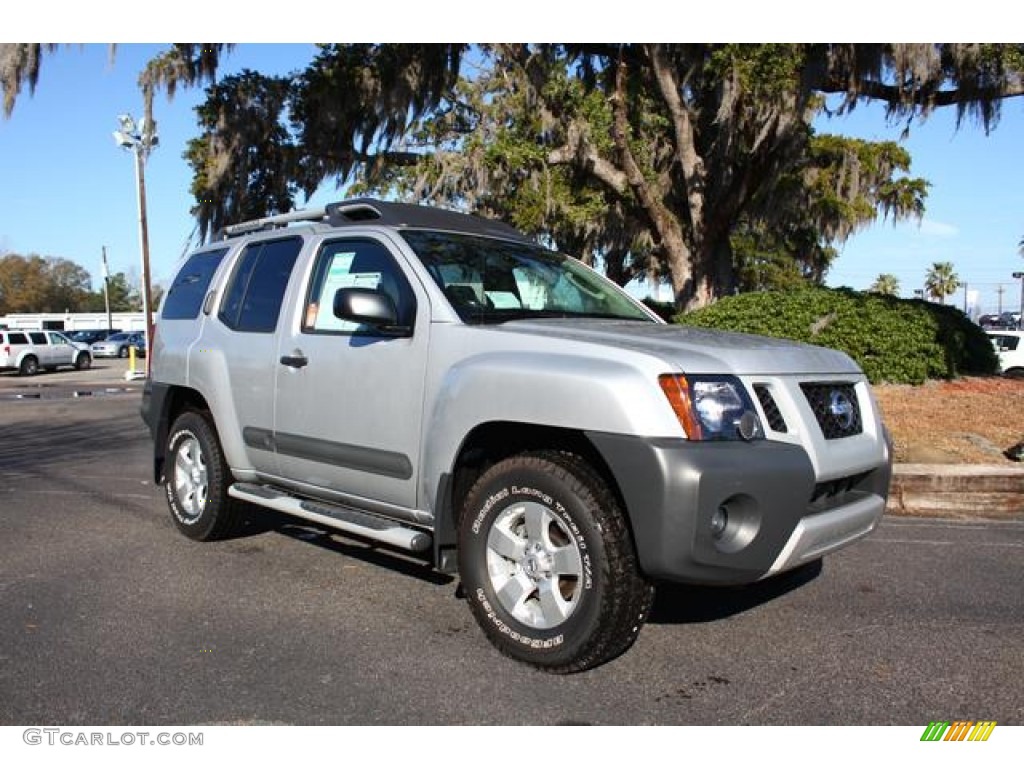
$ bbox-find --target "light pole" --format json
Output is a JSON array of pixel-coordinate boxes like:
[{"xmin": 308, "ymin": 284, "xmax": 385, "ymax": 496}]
[
  {"xmin": 1013, "ymin": 271, "xmax": 1024, "ymax": 329},
  {"xmin": 101, "ymin": 245, "xmax": 112, "ymax": 334},
  {"xmin": 112, "ymin": 113, "xmax": 158, "ymax": 364}
]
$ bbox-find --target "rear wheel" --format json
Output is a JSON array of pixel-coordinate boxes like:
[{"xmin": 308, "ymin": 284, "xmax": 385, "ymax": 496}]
[
  {"xmin": 164, "ymin": 411, "xmax": 243, "ymax": 541},
  {"xmin": 458, "ymin": 450, "xmax": 653, "ymax": 673},
  {"xmin": 19, "ymin": 356, "xmax": 39, "ymax": 376}
]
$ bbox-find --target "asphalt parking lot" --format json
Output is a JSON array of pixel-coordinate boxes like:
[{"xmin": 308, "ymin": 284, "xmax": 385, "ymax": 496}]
[{"xmin": 1, "ymin": 363, "xmax": 1022, "ymax": 725}]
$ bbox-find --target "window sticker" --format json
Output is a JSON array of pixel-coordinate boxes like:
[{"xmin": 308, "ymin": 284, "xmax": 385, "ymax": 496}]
[
  {"xmin": 309, "ymin": 251, "xmax": 383, "ymax": 331},
  {"xmin": 485, "ymin": 291, "xmax": 522, "ymax": 309}
]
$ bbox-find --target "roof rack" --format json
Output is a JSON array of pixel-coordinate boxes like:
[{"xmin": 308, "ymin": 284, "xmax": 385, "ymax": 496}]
[
  {"xmin": 213, "ymin": 207, "xmax": 328, "ymax": 241},
  {"xmin": 214, "ymin": 198, "xmax": 533, "ymax": 243}
]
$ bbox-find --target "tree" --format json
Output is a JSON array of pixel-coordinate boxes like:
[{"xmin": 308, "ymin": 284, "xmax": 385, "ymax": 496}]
[
  {"xmin": 179, "ymin": 44, "xmax": 1020, "ymax": 308},
  {"xmin": 924, "ymin": 262, "xmax": 960, "ymax": 304},
  {"xmin": 869, "ymin": 274, "xmax": 901, "ymax": 296},
  {"xmin": 0, "ymin": 253, "xmax": 92, "ymax": 314},
  {"xmin": 7, "ymin": 44, "xmax": 1023, "ymax": 308}
]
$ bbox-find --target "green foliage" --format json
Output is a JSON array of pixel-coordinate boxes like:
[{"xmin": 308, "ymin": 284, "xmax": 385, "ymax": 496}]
[
  {"xmin": 674, "ymin": 286, "xmax": 998, "ymax": 384},
  {"xmin": 924, "ymin": 261, "xmax": 960, "ymax": 304},
  {"xmin": 0, "ymin": 253, "xmax": 92, "ymax": 314},
  {"xmin": 869, "ymin": 273, "xmax": 900, "ymax": 296}
]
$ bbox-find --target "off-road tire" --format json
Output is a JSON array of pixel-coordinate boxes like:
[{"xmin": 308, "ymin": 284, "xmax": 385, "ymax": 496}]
[
  {"xmin": 458, "ymin": 450, "xmax": 654, "ymax": 673},
  {"xmin": 164, "ymin": 410, "xmax": 243, "ymax": 541}
]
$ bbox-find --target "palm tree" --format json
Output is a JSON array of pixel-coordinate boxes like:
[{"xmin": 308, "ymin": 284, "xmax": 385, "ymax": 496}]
[
  {"xmin": 924, "ymin": 262, "xmax": 960, "ymax": 305},
  {"xmin": 869, "ymin": 273, "xmax": 900, "ymax": 296}
]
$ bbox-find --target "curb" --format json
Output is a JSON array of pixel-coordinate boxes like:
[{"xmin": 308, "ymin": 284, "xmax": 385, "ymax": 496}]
[{"xmin": 887, "ymin": 463, "xmax": 1024, "ymax": 520}]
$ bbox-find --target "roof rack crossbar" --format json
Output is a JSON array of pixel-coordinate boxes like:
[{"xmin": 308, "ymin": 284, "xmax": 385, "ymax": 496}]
[{"xmin": 217, "ymin": 207, "xmax": 328, "ymax": 240}]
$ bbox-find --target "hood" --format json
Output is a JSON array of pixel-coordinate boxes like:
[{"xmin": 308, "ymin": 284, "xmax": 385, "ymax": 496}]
[{"xmin": 492, "ymin": 319, "xmax": 862, "ymax": 377}]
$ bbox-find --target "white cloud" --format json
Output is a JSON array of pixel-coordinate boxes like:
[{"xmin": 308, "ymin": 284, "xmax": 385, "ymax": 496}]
[{"xmin": 917, "ymin": 219, "xmax": 959, "ymax": 238}]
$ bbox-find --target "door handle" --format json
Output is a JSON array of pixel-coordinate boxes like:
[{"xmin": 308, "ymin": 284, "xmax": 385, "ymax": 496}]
[{"xmin": 279, "ymin": 353, "xmax": 308, "ymax": 369}]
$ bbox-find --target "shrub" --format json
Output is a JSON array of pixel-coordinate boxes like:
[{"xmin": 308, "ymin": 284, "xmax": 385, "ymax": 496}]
[{"xmin": 674, "ymin": 286, "xmax": 999, "ymax": 384}]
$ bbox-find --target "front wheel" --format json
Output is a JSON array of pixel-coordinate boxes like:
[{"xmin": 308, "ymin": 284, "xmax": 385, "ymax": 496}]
[
  {"xmin": 19, "ymin": 356, "xmax": 39, "ymax": 376},
  {"xmin": 74, "ymin": 352, "xmax": 91, "ymax": 370},
  {"xmin": 118, "ymin": 346, "xmax": 129, "ymax": 358},
  {"xmin": 164, "ymin": 411, "xmax": 242, "ymax": 541},
  {"xmin": 458, "ymin": 451, "xmax": 653, "ymax": 673}
]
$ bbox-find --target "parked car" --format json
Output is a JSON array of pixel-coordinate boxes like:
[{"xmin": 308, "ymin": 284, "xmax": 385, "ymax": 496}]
[
  {"xmin": 143, "ymin": 198, "xmax": 893, "ymax": 672},
  {"xmin": 91, "ymin": 331, "xmax": 146, "ymax": 358},
  {"xmin": 981, "ymin": 312, "xmax": 1021, "ymax": 330},
  {"xmin": 66, "ymin": 328, "xmax": 122, "ymax": 346},
  {"xmin": 0, "ymin": 329, "xmax": 92, "ymax": 375},
  {"xmin": 988, "ymin": 330, "xmax": 1024, "ymax": 377}
]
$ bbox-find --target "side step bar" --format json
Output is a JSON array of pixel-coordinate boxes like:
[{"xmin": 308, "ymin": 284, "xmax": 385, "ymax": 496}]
[{"xmin": 228, "ymin": 483, "xmax": 432, "ymax": 553}]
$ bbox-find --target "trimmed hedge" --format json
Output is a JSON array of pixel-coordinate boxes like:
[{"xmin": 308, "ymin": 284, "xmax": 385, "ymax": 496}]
[{"xmin": 674, "ymin": 287, "xmax": 999, "ymax": 384}]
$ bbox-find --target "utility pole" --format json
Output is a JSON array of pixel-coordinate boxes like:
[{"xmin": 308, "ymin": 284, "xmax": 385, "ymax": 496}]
[
  {"xmin": 1014, "ymin": 272, "xmax": 1024, "ymax": 329},
  {"xmin": 996, "ymin": 285, "xmax": 1005, "ymax": 314},
  {"xmin": 101, "ymin": 246, "xmax": 112, "ymax": 333}
]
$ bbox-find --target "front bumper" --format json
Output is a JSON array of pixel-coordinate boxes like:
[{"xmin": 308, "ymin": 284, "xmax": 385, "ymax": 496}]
[{"xmin": 587, "ymin": 433, "xmax": 891, "ymax": 585}]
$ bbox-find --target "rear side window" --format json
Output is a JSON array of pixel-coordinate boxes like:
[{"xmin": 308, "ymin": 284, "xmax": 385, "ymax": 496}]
[
  {"xmin": 219, "ymin": 237, "xmax": 303, "ymax": 333},
  {"xmin": 7, "ymin": 332, "xmax": 28, "ymax": 345},
  {"xmin": 162, "ymin": 248, "xmax": 229, "ymax": 320},
  {"xmin": 28, "ymin": 332, "xmax": 47, "ymax": 345}
]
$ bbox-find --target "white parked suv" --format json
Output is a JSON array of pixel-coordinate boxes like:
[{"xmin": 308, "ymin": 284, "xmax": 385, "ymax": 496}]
[
  {"xmin": 0, "ymin": 329, "xmax": 92, "ymax": 375},
  {"xmin": 143, "ymin": 199, "xmax": 893, "ymax": 672},
  {"xmin": 988, "ymin": 330, "xmax": 1024, "ymax": 377}
]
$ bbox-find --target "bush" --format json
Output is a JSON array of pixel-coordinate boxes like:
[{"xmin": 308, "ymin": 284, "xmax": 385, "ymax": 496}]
[{"xmin": 674, "ymin": 286, "xmax": 999, "ymax": 384}]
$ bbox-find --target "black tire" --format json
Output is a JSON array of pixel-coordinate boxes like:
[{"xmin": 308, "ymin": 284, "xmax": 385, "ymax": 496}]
[
  {"xmin": 118, "ymin": 345, "xmax": 129, "ymax": 359},
  {"xmin": 458, "ymin": 451, "xmax": 654, "ymax": 673},
  {"xmin": 1005, "ymin": 368, "xmax": 1024, "ymax": 379},
  {"xmin": 19, "ymin": 356, "xmax": 39, "ymax": 376},
  {"xmin": 74, "ymin": 352, "xmax": 91, "ymax": 371},
  {"xmin": 164, "ymin": 410, "xmax": 243, "ymax": 541}
]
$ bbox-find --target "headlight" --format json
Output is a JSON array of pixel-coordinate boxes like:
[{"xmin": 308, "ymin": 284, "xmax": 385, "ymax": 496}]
[{"xmin": 658, "ymin": 374, "xmax": 762, "ymax": 441}]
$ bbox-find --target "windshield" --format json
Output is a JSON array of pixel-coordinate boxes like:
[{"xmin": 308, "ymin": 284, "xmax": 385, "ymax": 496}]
[{"xmin": 400, "ymin": 230, "xmax": 653, "ymax": 324}]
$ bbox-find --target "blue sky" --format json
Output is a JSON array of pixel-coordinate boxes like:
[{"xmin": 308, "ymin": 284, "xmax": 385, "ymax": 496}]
[{"xmin": 1, "ymin": 43, "xmax": 1022, "ymax": 315}]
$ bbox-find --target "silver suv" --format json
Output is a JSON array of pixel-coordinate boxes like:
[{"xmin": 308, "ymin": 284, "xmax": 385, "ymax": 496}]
[
  {"xmin": 143, "ymin": 199, "xmax": 892, "ymax": 672},
  {"xmin": 0, "ymin": 329, "xmax": 92, "ymax": 375}
]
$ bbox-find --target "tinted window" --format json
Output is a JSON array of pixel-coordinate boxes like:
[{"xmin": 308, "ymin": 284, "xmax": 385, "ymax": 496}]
[
  {"xmin": 219, "ymin": 238, "xmax": 302, "ymax": 333},
  {"xmin": 29, "ymin": 332, "xmax": 47, "ymax": 345},
  {"xmin": 162, "ymin": 248, "xmax": 229, "ymax": 320},
  {"xmin": 303, "ymin": 239, "xmax": 417, "ymax": 334},
  {"xmin": 7, "ymin": 332, "xmax": 28, "ymax": 345}
]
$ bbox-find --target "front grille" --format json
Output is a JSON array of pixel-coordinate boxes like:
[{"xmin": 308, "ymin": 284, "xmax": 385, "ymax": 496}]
[
  {"xmin": 753, "ymin": 385, "xmax": 788, "ymax": 433},
  {"xmin": 800, "ymin": 382, "xmax": 863, "ymax": 440}
]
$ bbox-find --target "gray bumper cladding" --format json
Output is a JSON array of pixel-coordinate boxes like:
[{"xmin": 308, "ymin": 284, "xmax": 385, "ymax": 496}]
[{"xmin": 587, "ymin": 433, "xmax": 890, "ymax": 585}]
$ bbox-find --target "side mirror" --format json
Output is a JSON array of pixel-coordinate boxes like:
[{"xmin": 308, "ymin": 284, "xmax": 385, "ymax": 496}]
[{"xmin": 333, "ymin": 287, "xmax": 407, "ymax": 334}]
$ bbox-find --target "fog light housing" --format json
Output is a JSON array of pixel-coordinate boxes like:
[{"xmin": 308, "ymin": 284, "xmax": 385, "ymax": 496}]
[
  {"xmin": 710, "ymin": 506, "xmax": 729, "ymax": 539},
  {"xmin": 710, "ymin": 494, "xmax": 761, "ymax": 554}
]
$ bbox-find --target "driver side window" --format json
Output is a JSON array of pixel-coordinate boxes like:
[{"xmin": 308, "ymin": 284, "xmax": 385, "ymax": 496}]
[{"xmin": 303, "ymin": 239, "xmax": 416, "ymax": 334}]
